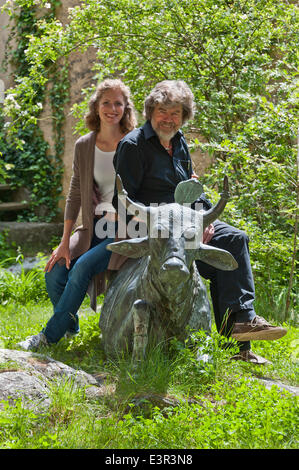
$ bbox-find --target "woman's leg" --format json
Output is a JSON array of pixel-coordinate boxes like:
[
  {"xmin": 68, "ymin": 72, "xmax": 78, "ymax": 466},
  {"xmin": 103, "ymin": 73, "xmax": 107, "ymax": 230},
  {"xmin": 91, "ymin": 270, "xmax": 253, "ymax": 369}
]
[
  {"xmin": 45, "ymin": 258, "xmax": 77, "ymax": 308},
  {"xmin": 43, "ymin": 236, "xmax": 113, "ymax": 344},
  {"xmin": 45, "ymin": 258, "xmax": 79, "ymax": 335}
]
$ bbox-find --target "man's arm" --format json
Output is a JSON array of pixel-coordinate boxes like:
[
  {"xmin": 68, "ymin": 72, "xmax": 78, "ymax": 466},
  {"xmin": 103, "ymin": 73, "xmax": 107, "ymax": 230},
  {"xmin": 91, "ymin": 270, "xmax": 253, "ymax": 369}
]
[{"xmin": 112, "ymin": 140, "xmax": 145, "ymax": 210}]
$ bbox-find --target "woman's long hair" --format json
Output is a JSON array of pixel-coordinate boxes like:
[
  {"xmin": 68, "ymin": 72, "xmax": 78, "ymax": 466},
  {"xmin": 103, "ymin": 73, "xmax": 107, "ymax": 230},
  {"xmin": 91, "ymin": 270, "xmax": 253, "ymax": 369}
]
[{"xmin": 85, "ymin": 79, "xmax": 137, "ymax": 133}]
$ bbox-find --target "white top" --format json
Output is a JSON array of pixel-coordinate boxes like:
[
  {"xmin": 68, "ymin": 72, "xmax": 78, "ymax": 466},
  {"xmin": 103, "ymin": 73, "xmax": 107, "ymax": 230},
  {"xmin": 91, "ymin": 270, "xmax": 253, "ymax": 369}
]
[{"xmin": 94, "ymin": 146, "xmax": 116, "ymax": 215}]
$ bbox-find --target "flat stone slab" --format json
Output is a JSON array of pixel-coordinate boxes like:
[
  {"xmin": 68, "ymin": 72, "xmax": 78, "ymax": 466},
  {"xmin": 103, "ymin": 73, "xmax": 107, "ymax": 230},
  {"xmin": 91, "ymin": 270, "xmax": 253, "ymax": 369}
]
[
  {"xmin": 0, "ymin": 184, "xmax": 12, "ymax": 191},
  {"xmin": 0, "ymin": 349, "xmax": 115, "ymax": 411},
  {"xmin": 0, "ymin": 202, "xmax": 30, "ymax": 211},
  {"xmin": 0, "ymin": 222, "xmax": 64, "ymax": 254},
  {"xmin": 254, "ymin": 376, "xmax": 299, "ymax": 396}
]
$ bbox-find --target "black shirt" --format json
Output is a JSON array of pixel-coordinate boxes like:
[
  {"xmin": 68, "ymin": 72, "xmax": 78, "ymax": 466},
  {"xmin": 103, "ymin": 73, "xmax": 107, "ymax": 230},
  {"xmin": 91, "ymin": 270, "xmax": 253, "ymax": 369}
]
[{"xmin": 113, "ymin": 120, "xmax": 212, "ymax": 210}]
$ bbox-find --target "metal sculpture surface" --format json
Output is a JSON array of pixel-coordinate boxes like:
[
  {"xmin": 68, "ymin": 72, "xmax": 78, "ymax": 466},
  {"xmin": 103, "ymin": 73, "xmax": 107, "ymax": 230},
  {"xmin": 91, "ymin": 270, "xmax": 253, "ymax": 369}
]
[{"xmin": 99, "ymin": 175, "xmax": 238, "ymax": 360}]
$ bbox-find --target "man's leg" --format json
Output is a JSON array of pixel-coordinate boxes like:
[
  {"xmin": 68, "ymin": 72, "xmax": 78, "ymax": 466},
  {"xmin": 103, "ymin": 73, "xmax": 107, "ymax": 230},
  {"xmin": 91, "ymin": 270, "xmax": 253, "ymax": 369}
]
[
  {"xmin": 196, "ymin": 220, "xmax": 286, "ymax": 361},
  {"xmin": 196, "ymin": 220, "xmax": 254, "ymax": 351}
]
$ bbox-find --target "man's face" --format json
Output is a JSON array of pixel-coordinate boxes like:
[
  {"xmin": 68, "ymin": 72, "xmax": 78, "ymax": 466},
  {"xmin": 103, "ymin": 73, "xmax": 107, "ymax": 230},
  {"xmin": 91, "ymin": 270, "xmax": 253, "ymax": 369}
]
[{"xmin": 151, "ymin": 104, "xmax": 183, "ymax": 142}]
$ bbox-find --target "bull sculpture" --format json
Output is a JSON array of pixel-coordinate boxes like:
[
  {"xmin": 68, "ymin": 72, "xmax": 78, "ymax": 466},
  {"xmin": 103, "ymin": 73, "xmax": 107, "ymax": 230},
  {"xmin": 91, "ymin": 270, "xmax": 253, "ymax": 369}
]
[{"xmin": 99, "ymin": 175, "xmax": 238, "ymax": 360}]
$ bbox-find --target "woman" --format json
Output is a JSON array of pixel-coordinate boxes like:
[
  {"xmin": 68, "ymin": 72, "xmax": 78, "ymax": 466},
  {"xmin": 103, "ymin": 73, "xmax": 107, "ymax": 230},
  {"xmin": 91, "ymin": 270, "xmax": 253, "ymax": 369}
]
[{"xmin": 18, "ymin": 79, "xmax": 137, "ymax": 350}]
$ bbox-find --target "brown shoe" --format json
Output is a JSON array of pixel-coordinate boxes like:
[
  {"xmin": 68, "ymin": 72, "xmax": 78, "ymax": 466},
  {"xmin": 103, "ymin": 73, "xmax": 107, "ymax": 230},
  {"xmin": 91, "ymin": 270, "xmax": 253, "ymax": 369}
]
[
  {"xmin": 230, "ymin": 350, "xmax": 271, "ymax": 365},
  {"xmin": 231, "ymin": 315, "xmax": 287, "ymax": 341}
]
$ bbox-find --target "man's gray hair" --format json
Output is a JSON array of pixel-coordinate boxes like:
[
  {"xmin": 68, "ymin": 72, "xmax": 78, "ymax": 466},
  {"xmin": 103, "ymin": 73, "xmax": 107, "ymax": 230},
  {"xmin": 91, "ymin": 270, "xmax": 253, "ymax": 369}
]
[{"xmin": 143, "ymin": 80, "xmax": 196, "ymax": 125}]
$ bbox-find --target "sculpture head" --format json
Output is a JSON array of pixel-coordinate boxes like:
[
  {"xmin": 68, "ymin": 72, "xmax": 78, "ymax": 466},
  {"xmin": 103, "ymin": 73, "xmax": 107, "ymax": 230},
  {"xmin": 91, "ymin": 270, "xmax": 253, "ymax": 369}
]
[{"xmin": 107, "ymin": 175, "xmax": 238, "ymax": 285}]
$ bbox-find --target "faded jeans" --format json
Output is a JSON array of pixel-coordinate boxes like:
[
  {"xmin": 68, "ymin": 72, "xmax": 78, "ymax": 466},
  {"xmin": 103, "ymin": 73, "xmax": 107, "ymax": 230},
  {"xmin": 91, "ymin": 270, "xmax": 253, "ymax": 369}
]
[{"xmin": 43, "ymin": 219, "xmax": 116, "ymax": 344}]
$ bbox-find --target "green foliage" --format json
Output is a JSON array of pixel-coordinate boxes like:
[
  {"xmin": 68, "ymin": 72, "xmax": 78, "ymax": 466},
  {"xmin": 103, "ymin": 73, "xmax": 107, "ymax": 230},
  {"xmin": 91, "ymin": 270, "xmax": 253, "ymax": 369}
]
[
  {"xmin": 0, "ymin": 398, "xmax": 44, "ymax": 447},
  {"xmin": 215, "ymin": 195, "xmax": 298, "ymax": 323},
  {"xmin": 1, "ymin": 0, "xmax": 298, "ymax": 315},
  {"xmin": 1, "ymin": 377, "xmax": 297, "ymax": 448},
  {"xmin": 0, "ymin": 108, "xmax": 63, "ymax": 222},
  {"xmin": 4, "ymin": 0, "xmax": 298, "ymax": 151},
  {"xmin": 117, "ymin": 378, "xmax": 298, "ymax": 449},
  {"xmin": 0, "ymin": 254, "xmax": 48, "ymax": 304},
  {"xmin": 0, "ymin": 285, "xmax": 298, "ymax": 449},
  {"xmin": 169, "ymin": 330, "xmax": 239, "ymax": 393},
  {"xmin": 0, "ymin": 230, "xmax": 17, "ymax": 262}
]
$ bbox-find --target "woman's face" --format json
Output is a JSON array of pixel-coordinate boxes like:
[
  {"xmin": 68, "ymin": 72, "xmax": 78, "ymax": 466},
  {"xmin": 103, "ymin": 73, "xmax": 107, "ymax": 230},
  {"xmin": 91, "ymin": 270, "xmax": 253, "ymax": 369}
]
[{"xmin": 98, "ymin": 88, "xmax": 126, "ymax": 126}]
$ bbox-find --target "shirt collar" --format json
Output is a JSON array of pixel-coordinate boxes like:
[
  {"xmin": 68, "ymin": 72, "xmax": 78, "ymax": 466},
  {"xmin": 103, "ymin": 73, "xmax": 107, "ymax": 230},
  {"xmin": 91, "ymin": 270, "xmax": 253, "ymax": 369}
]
[{"xmin": 143, "ymin": 120, "xmax": 183, "ymax": 141}]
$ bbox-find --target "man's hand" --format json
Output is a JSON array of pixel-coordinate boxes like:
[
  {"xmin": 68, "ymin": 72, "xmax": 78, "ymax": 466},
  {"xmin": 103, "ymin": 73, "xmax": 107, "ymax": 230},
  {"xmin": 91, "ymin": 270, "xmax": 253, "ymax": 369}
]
[
  {"xmin": 202, "ymin": 224, "xmax": 214, "ymax": 244},
  {"xmin": 45, "ymin": 242, "xmax": 71, "ymax": 272}
]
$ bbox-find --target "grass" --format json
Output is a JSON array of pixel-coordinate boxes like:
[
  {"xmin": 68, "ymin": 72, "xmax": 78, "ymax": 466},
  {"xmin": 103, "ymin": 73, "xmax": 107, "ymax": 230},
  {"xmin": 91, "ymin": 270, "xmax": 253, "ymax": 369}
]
[{"xmin": 0, "ymin": 259, "xmax": 298, "ymax": 449}]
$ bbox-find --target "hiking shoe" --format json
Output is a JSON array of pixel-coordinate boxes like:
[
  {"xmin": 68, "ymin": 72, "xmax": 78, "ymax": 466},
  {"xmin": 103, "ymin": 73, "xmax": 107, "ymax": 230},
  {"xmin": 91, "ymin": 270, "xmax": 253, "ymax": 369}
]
[
  {"xmin": 231, "ymin": 315, "xmax": 287, "ymax": 341},
  {"xmin": 230, "ymin": 350, "xmax": 271, "ymax": 365},
  {"xmin": 64, "ymin": 331, "xmax": 79, "ymax": 339},
  {"xmin": 17, "ymin": 332, "xmax": 48, "ymax": 351}
]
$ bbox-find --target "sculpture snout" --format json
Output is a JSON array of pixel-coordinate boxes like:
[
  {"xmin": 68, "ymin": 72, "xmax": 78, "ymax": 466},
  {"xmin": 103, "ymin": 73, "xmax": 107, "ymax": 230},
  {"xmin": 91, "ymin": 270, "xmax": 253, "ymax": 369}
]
[{"xmin": 161, "ymin": 257, "xmax": 190, "ymax": 281}]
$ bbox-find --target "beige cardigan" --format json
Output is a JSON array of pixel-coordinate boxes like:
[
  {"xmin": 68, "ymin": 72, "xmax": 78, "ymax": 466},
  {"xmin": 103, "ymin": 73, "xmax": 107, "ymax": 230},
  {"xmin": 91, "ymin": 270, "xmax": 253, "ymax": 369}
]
[{"xmin": 63, "ymin": 130, "xmax": 126, "ymax": 311}]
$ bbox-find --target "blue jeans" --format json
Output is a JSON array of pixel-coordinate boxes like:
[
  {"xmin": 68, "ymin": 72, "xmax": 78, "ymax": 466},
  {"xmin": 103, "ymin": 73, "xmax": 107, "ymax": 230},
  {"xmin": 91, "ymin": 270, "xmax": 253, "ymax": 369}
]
[{"xmin": 43, "ymin": 220, "xmax": 115, "ymax": 344}]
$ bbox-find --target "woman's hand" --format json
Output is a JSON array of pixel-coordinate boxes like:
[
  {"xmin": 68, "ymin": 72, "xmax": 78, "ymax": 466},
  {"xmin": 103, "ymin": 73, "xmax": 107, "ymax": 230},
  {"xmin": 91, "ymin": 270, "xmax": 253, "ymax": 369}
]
[
  {"xmin": 45, "ymin": 242, "xmax": 71, "ymax": 272},
  {"xmin": 202, "ymin": 224, "xmax": 215, "ymax": 244}
]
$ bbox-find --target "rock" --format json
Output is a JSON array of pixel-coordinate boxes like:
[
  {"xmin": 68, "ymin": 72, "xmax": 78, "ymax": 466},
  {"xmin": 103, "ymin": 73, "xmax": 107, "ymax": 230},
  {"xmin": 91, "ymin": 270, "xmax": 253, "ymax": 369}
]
[
  {"xmin": 129, "ymin": 393, "xmax": 199, "ymax": 411},
  {"xmin": 0, "ymin": 349, "xmax": 115, "ymax": 411},
  {"xmin": 5, "ymin": 257, "xmax": 41, "ymax": 274},
  {"xmin": 0, "ymin": 370, "xmax": 50, "ymax": 411},
  {"xmin": 255, "ymin": 377, "xmax": 299, "ymax": 396}
]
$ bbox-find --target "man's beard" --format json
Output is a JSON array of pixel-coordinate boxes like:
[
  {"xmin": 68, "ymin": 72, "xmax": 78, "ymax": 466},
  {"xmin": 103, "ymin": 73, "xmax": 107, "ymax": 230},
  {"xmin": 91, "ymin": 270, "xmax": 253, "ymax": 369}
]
[{"xmin": 152, "ymin": 123, "xmax": 178, "ymax": 142}]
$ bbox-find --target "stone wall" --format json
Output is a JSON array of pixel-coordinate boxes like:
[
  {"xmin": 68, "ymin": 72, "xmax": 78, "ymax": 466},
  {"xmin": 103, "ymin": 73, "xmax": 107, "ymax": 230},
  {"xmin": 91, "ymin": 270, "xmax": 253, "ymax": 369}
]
[
  {"xmin": 37, "ymin": 1, "xmax": 98, "ymax": 220},
  {"xmin": 0, "ymin": 0, "xmax": 15, "ymax": 93}
]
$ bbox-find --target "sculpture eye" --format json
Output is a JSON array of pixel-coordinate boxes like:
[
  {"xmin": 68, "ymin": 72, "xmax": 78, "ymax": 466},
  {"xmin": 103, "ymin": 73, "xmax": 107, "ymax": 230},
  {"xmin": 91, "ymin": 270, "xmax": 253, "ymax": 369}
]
[{"xmin": 184, "ymin": 228, "xmax": 196, "ymax": 240}]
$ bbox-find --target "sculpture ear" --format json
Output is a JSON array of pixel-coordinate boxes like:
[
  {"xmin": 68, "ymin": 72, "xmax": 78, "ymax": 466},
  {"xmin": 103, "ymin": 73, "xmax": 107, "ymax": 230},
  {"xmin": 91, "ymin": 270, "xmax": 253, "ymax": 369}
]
[
  {"xmin": 195, "ymin": 243, "xmax": 238, "ymax": 271},
  {"xmin": 174, "ymin": 178, "xmax": 204, "ymax": 205},
  {"xmin": 106, "ymin": 237, "xmax": 150, "ymax": 258}
]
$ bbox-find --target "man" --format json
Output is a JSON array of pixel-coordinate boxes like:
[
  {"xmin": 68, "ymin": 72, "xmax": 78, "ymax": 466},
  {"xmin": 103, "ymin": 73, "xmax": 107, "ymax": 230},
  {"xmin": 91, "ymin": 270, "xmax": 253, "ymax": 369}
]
[{"xmin": 112, "ymin": 80, "xmax": 287, "ymax": 364}]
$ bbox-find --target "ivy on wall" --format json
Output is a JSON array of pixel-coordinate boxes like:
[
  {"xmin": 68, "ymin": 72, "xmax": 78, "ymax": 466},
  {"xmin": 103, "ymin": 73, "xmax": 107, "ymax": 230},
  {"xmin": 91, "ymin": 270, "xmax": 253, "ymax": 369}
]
[{"xmin": 0, "ymin": 0, "xmax": 69, "ymax": 222}]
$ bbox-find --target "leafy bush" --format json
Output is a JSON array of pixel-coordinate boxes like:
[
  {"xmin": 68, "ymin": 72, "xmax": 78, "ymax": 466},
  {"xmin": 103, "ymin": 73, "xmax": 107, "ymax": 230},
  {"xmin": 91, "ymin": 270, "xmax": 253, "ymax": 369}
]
[
  {"xmin": 0, "ymin": 230, "xmax": 18, "ymax": 263},
  {"xmin": 0, "ymin": 254, "xmax": 47, "ymax": 304}
]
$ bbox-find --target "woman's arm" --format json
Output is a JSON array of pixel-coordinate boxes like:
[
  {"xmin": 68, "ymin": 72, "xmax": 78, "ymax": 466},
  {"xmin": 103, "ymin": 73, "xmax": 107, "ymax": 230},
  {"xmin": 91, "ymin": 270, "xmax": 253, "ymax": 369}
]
[
  {"xmin": 64, "ymin": 142, "xmax": 82, "ymax": 221},
  {"xmin": 45, "ymin": 142, "xmax": 83, "ymax": 272},
  {"xmin": 44, "ymin": 219, "xmax": 75, "ymax": 272}
]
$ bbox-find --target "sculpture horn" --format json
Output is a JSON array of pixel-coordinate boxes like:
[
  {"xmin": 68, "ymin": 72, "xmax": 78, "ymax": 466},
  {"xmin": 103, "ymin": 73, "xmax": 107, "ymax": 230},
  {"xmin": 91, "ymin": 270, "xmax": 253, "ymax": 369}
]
[
  {"xmin": 116, "ymin": 174, "xmax": 152, "ymax": 222},
  {"xmin": 202, "ymin": 176, "xmax": 230, "ymax": 228}
]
